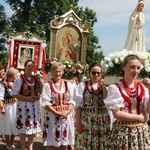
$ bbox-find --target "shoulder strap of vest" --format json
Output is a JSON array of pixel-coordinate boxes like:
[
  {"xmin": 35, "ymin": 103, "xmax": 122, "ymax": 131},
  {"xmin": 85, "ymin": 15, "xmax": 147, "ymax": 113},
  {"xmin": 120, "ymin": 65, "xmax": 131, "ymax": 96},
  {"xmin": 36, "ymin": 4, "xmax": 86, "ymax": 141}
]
[
  {"xmin": 33, "ymin": 76, "xmax": 40, "ymax": 87},
  {"xmin": 48, "ymin": 81, "xmax": 53, "ymax": 90},
  {"xmin": 83, "ymin": 80, "xmax": 88, "ymax": 95},
  {"xmin": 20, "ymin": 74, "xmax": 25, "ymax": 82},
  {"xmin": 48, "ymin": 80, "xmax": 68, "ymax": 93},
  {"xmin": 64, "ymin": 80, "xmax": 68, "ymax": 92}
]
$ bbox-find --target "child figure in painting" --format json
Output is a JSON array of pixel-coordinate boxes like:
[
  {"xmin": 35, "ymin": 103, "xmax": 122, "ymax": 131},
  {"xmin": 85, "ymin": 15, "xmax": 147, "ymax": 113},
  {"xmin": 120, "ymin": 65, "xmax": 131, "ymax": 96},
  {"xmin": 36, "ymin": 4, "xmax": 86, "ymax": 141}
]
[
  {"xmin": 57, "ymin": 37, "xmax": 70, "ymax": 61},
  {"xmin": 20, "ymin": 48, "xmax": 31, "ymax": 64}
]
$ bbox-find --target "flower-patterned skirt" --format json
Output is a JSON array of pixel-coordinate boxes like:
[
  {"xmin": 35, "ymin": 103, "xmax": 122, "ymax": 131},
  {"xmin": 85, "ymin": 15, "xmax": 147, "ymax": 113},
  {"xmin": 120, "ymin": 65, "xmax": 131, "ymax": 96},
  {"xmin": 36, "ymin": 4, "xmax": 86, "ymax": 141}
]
[
  {"xmin": 16, "ymin": 101, "xmax": 41, "ymax": 134},
  {"xmin": 107, "ymin": 123, "xmax": 150, "ymax": 150},
  {"xmin": 43, "ymin": 111, "xmax": 75, "ymax": 147},
  {"xmin": 75, "ymin": 107, "xmax": 110, "ymax": 150}
]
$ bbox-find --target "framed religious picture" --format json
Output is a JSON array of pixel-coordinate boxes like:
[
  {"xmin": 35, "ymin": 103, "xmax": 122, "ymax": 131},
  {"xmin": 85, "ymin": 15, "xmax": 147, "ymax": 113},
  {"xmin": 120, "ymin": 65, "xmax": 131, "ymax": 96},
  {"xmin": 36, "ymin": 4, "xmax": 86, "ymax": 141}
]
[
  {"xmin": 56, "ymin": 25, "xmax": 82, "ymax": 62},
  {"xmin": 17, "ymin": 44, "xmax": 35, "ymax": 69},
  {"xmin": 50, "ymin": 7, "xmax": 90, "ymax": 63}
]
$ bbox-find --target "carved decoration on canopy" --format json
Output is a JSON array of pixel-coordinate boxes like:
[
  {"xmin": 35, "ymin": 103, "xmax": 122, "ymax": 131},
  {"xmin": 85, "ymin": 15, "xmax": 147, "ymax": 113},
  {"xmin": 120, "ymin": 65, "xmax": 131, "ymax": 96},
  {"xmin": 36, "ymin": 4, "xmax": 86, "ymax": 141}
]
[
  {"xmin": 49, "ymin": 4, "xmax": 90, "ymax": 63},
  {"xmin": 7, "ymin": 28, "xmax": 47, "ymax": 71}
]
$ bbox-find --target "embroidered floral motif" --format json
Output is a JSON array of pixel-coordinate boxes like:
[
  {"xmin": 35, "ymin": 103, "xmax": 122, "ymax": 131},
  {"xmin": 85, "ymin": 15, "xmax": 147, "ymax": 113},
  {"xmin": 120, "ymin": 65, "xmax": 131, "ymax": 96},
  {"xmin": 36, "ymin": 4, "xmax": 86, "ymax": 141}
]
[
  {"xmin": 43, "ymin": 113, "xmax": 50, "ymax": 142},
  {"xmin": 55, "ymin": 124, "xmax": 60, "ymax": 142},
  {"xmin": 62, "ymin": 119, "xmax": 67, "ymax": 141},
  {"xmin": 25, "ymin": 104, "xmax": 32, "ymax": 131},
  {"xmin": 16, "ymin": 104, "xmax": 23, "ymax": 129}
]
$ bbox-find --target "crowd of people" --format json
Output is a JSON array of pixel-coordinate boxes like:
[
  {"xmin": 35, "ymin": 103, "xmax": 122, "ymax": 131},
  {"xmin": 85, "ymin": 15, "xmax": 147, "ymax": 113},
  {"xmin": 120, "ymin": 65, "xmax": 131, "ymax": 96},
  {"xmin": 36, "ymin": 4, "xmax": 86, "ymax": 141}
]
[{"xmin": 0, "ymin": 53, "xmax": 150, "ymax": 150}]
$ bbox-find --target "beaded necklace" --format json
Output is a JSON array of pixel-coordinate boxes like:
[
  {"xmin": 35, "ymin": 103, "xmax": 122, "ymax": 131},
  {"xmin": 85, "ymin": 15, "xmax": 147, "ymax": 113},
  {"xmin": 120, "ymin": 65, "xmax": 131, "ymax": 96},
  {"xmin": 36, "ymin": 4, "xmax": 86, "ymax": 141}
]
[{"xmin": 121, "ymin": 78, "xmax": 138, "ymax": 97}]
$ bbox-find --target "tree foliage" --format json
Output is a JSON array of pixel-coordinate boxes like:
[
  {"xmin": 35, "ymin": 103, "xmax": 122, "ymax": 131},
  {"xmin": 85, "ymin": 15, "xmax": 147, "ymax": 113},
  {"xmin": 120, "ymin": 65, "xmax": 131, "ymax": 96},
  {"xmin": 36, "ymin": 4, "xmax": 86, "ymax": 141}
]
[
  {"xmin": 0, "ymin": 51, "xmax": 8, "ymax": 67},
  {"xmin": 0, "ymin": 4, "xmax": 8, "ymax": 51},
  {"xmin": 1, "ymin": 0, "xmax": 104, "ymax": 66}
]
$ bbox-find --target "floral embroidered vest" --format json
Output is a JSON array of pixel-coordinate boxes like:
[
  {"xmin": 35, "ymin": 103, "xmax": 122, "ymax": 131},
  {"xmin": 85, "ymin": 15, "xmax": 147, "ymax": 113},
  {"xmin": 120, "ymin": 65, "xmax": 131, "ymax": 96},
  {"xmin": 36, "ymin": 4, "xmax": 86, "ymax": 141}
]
[
  {"xmin": 83, "ymin": 80, "xmax": 104, "ymax": 108},
  {"xmin": 48, "ymin": 80, "xmax": 70, "ymax": 106},
  {"xmin": 19, "ymin": 75, "xmax": 40, "ymax": 96}
]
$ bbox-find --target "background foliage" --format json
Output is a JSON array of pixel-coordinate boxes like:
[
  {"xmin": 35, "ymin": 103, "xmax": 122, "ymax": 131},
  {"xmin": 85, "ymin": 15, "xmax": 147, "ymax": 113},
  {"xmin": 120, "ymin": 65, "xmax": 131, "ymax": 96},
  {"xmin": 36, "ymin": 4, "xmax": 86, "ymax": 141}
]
[{"xmin": 0, "ymin": 0, "xmax": 105, "ymax": 68}]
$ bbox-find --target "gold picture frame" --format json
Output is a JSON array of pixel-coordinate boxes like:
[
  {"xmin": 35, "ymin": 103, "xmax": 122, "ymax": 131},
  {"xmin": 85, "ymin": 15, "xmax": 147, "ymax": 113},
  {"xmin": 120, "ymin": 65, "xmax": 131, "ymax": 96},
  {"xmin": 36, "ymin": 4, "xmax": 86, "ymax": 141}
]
[{"xmin": 17, "ymin": 44, "xmax": 35, "ymax": 69}]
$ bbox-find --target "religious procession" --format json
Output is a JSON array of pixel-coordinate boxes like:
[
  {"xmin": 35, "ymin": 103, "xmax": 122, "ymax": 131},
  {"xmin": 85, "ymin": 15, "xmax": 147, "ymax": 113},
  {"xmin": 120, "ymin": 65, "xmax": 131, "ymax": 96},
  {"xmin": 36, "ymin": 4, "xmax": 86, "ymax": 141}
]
[{"xmin": 0, "ymin": 0, "xmax": 150, "ymax": 150}]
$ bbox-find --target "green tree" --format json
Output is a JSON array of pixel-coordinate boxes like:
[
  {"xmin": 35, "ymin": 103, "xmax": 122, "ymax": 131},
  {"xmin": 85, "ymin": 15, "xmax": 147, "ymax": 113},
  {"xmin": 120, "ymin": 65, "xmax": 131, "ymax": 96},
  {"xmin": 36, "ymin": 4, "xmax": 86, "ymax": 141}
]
[
  {"xmin": 74, "ymin": 6, "xmax": 104, "ymax": 64},
  {"xmin": 0, "ymin": 51, "xmax": 8, "ymax": 67},
  {"xmin": 4, "ymin": 0, "xmax": 104, "ymax": 64},
  {"xmin": 0, "ymin": 4, "xmax": 9, "ymax": 65},
  {"xmin": 4, "ymin": 0, "xmax": 79, "ymax": 38},
  {"xmin": 0, "ymin": 4, "xmax": 8, "ymax": 52}
]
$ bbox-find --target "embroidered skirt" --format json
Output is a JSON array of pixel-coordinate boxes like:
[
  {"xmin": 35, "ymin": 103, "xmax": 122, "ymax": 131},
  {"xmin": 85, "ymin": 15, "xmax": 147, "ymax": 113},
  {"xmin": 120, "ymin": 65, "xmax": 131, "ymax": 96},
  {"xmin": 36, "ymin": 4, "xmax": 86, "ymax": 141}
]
[
  {"xmin": 43, "ymin": 110, "xmax": 75, "ymax": 147},
  {"xmin": 16, "ymin": 101, "xmax": 42, "ymax": 134},
  {"xmin": 75, "ymin": 107, "xmax": 110, "ymax": 150},
  {"xmin": 107, "ymin": 121, "xmax": 150, "ymax": 150}
]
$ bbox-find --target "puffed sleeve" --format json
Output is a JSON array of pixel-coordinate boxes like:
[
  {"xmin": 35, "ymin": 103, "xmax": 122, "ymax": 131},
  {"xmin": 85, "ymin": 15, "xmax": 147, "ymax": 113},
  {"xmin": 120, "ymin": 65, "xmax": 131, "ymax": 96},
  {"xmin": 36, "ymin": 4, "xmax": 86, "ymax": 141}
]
[
  {"xmin": 104, "ymin": 84, "xmax": 125, "ymax": 110},
  {"xmin": 0, "ymin": 84, "xmax": 5, "ymax": 100},
  {"xmin": 67, "ymin": 82, "xmax": 76, "ymax": 106},
  {"xmin": 41, "ymin": 83, "xmax": 51, "ymax": 107},
  {"xmin": 143, "ymin": 86, "xmax": 150, "ymax": 121},
  {"xmin": 73, "ymin": 82, "xmax": 85, "ymax": 109},
  {"xmin": 11, "ymin": 77, "xmax": 23, "ymax": 95}
]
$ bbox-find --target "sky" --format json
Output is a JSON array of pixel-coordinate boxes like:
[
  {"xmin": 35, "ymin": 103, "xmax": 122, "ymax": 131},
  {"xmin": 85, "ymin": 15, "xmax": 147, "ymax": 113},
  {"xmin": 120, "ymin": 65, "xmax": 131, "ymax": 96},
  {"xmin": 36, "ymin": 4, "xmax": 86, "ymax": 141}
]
[
  {"xmin": 79, "ymin": 0, "xmax": 150, "ymax": 55},
  {"xmin": 1, "ymin": 0, "xmax": 150, "ymax": 56}
]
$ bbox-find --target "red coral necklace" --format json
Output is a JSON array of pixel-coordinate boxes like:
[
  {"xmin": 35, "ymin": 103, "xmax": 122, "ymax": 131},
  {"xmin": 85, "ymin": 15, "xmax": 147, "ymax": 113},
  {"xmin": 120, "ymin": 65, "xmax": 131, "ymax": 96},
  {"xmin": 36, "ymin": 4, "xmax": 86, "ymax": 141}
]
[{"xmin": 121, "ymin": 78, "xmax": 138, "ymax": 97}]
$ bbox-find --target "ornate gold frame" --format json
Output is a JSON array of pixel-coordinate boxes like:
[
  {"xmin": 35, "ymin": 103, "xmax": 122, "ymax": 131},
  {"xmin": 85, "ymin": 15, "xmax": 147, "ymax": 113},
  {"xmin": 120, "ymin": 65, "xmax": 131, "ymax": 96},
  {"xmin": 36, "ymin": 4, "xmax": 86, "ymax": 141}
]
[{"xmin": 49, "ymin": 5, "xmax": 90, "ymax": 63}]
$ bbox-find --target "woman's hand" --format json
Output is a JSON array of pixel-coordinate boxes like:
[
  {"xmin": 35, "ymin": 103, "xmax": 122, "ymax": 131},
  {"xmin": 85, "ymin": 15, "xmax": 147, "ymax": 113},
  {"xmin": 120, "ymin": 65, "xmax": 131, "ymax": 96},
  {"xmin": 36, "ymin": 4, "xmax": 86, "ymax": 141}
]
[
  {"xmin": 142, "ymin": 78, "xmax": 150, "ymax": 89},
  {"xmin": 55, "ymin": 111, "xmax": 63, "ymax": 118},
  {"xmin": 35, "ymin": 74, "xmax": 41, "ymax": 81},
  {"xmin": 27, "ymin": 96, "xmax": 35, "ymax": 103},
  {"xmin": 1, "ymin": 107, "xmax": 5, "ymax": 115},
  {"xmin": 62, "ymin": 109, "xmax": 70, "ymax": 116},
  {"xmin": 138, "ymin": 113, "xmax": 146, "ymax": 123},
  {"xmin": 76, "ymin": 122, "xmax": 82, "ymax": 134},
  {"xmin": 56, "ymin": 110, "xmax": 70, "ymax": 118}
]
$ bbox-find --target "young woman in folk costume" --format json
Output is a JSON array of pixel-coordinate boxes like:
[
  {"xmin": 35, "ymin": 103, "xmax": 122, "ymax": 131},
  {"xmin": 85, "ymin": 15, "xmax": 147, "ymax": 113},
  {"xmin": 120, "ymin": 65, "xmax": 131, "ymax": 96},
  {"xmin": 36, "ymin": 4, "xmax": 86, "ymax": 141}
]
[
  {"xmin": 74, "ymin": 62, "xmax": 110, "ymax": 150},
  {"xmin": 11, "ymin": 60, "xmax": 42, "ymax": 150},
  {"xmin": 0, "ymin": 68, "xmax": 19, "ymax": 150},
  {"xmin": 104, "ymin": 54, "xmax": 150, "ymax": 149},
  {"xmin": 42, "ymin": 62, "xmax": 75, "ymax": 150}
]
